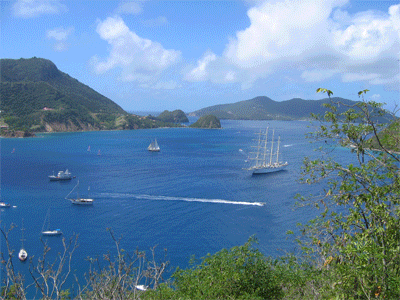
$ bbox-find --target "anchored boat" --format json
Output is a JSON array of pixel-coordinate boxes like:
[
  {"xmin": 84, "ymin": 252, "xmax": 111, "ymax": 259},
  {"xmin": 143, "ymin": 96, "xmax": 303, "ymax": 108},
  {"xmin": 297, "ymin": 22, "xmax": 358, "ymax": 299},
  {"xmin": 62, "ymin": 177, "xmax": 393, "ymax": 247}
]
[{"xmin": 245, "ymin": 128, "xmax": 288, "ymax": 175}]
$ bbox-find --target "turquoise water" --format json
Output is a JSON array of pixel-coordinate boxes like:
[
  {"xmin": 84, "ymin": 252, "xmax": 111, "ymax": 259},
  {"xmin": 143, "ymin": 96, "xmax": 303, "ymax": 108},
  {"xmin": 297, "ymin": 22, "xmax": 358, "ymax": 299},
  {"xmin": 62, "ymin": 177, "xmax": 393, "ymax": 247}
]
[{"xmin": 1, "ymin": 119, "xmax": 340, "ymax": 293}]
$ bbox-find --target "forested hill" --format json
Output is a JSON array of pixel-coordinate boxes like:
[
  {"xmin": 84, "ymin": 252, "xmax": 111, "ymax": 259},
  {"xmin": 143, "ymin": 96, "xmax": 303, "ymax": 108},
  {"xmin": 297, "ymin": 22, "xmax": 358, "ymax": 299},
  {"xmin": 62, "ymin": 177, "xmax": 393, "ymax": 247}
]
[
  {"xmin": 189, "ymin": 96, "xmax": 364, "ymax": 120},
  {"xmin": 1, "ymin": 57, "xmax": 125, "ymax": 115},
  {"xmin": 1, "ymin": 57, "xmax": 182, "ymax": 134}
]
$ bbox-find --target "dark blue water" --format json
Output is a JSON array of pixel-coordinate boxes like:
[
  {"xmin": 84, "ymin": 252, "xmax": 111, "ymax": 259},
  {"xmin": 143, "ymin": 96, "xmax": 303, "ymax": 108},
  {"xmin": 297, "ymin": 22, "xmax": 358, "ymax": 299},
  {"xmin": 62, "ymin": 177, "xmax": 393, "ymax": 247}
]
[{"xmin": 0, "ymin": 120, "xmax": 345, "ymax": 293}]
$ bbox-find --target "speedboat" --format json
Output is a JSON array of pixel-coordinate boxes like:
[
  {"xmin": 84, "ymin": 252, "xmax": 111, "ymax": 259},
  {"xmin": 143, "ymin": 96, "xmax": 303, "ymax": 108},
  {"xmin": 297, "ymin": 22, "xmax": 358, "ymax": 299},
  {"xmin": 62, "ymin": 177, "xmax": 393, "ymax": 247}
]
[{"xmin": 42, "ymin": 229, "xmax": 62, "ymax": 236}]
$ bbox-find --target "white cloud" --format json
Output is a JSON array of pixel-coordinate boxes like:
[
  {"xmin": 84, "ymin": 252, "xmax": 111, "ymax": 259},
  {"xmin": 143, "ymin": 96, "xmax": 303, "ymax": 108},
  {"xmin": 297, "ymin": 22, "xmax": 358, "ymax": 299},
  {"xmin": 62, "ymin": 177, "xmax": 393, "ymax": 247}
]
[
  {"xmin": 116, "ymin": 1, "xmax": 145, "ymax": 15},
  {"xmin": 185, "ymin": 51, "xmax": 217, "ymax": 82},
  {"xmin": 46, "ymin": 26, "xmax": 74, "ymax": 52},
  {"xmin": 13, "ymin": 0, "xmax": 67, "ymax": 18},
  {"xmin": 184, "ymin": 0, "xmax": 400, "ymax": 91},
  {"xmin": 370, "ymin": 94, "xmax": 381, "ymax": 100},
  {"xmin": 92, "ymin": 16, "xmax": 181, "ymax": 84},
  {"xmin": 46, "ymin": 26, "xmax": 73, "ymax": 41}
]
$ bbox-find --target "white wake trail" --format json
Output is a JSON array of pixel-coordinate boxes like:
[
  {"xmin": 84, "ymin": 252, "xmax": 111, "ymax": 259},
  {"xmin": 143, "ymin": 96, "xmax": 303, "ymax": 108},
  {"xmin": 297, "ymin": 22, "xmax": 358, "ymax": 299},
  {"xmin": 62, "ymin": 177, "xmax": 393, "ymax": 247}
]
[{"xmin": 100, "ymin": 193, "xmax": 265, "ymax": 207}]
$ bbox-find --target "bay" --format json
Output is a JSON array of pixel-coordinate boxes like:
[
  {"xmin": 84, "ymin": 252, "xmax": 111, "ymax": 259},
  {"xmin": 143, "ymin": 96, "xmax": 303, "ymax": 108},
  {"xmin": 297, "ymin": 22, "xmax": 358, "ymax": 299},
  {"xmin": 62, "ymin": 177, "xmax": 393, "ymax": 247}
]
[{"xmin": 1, "ymin": 119, "xmax": 339, "ymax": 293}]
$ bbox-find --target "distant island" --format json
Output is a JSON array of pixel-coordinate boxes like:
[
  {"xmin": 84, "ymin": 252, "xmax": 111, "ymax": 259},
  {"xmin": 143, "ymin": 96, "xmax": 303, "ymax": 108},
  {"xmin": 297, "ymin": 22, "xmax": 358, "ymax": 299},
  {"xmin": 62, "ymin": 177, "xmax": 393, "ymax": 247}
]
[
  {"xmin": 155, "ymin": 110, "xmax": 189, "ymax": 123},
  {"xmin": 189, "ymin": 115, "xmax": 221, "ymax": 129},
  {"xmin": 0, "ymin": 57, "xmax": 185, "ymax": 137},
  {"xmin": 189, "ymin": 96, "xmax": 373, "ymax": 121}
]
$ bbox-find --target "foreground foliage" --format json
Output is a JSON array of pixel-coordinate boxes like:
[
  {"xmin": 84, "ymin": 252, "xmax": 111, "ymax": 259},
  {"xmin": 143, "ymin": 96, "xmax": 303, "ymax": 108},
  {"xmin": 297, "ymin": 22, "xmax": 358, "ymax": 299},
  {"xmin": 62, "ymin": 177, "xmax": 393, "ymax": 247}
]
[{"xmin": 294, "ymin": 89, "xmax": 400, "ymax": 299}]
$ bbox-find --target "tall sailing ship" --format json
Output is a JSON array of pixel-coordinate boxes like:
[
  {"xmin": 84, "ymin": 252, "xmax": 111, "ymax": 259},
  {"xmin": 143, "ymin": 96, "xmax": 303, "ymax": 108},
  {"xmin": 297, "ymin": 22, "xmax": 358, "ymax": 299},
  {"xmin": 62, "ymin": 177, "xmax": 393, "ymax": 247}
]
[{"xmin": 245, "ymin": 128, "xmax": 288, "ymax": 174}]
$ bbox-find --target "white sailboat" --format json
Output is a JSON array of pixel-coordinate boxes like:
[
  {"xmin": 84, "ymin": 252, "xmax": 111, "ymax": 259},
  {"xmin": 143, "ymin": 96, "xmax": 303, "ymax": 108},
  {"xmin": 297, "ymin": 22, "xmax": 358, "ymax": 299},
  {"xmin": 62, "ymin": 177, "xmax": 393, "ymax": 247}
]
[
  {"xmin": 148, "ymin": 139, "xmax": 160, "ymax": 152},
  {"xmin": 245, "ymin": 128, "xmax": 288, "ymax": 175},
  {"xmin": 41, "ymin": 210, "xmax": 62, "ymax": 236},
  {"xmin": 65, "ymin": 180, "xmax": 94, "ymax": 205},
  {"xmin": 18, "ymin": 219, "xmax": 28, "ymax": 262}
]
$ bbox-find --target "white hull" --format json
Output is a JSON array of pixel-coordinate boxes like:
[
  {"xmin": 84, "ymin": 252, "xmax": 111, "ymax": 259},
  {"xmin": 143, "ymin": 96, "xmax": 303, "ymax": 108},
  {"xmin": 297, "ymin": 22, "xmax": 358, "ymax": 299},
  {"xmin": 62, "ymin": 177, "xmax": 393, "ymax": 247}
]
[
  {"xmin": 66, "ymin": 181, "xmax": 94, "ymax": 205},
  {"xmin": 49, "ymin": 176, "xmax": 72, "ymax": 181},
  {"xmin": 18, "ymin": 248, "xmax": 28, "ymax": 261},
  {"xmin": 49, "ymin": 169, "xmax": 72, "ymax": 181},
  {"xmin": 251, "ymin": 163, "xmax": 288, "ymax": 174},
  {"xmin": 70, "ymin": 198, "xmax": 94, "ymax": 205},
  {"xmin": 42, "ymin": 230, "xmax": 62, "ymax": 236},
  {"xmin": 246, "ymin": 128, "xmax": 288, "ymax": 175}
]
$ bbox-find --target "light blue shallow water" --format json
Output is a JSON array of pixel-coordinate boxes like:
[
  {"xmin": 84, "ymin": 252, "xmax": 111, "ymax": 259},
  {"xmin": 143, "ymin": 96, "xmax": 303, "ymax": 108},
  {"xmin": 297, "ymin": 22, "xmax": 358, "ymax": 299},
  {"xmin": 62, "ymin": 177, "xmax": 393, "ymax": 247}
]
[{"xmin": 0, "ymin": 119, "xmax": 347, "ymax": 294}]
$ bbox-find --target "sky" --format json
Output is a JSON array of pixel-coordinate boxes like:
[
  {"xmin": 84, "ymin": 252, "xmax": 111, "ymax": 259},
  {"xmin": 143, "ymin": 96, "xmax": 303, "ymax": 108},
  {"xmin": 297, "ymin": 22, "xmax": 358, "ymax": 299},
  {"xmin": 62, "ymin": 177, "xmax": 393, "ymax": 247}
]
[{"xmin": 1, "ymin": 0, "xmax": 400, "ymax": 113}]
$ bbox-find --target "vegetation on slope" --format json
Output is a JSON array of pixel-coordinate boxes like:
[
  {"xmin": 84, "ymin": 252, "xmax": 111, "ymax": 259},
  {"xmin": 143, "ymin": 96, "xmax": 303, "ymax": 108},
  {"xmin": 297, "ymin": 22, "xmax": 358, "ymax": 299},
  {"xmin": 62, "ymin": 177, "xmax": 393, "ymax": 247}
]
[
  {"xmin": 156, "ymin": 110, "xmax": 189, "ymax": 123},
  {"xmin": 0, "ymin": 58, "xmax": 184, "ymax": 135},
  {"xmin": 190, "ymin": 95, "xmax": 391, "ymax": 121},
  {"xmin": 189, "ymin": 115, "xmax": 221, "ymax": 129}
]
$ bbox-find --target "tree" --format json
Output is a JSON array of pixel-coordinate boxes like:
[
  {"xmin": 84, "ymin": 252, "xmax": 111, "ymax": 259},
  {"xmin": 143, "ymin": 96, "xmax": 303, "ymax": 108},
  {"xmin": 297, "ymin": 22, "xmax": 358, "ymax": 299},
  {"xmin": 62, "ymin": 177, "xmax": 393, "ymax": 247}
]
[
  {"xmin": 145, "ymin": 236, "xmax": 284, "ymax": 300},
  {"xmin": 295, "ymin": 88, "xmax": 400, "ymax": 298}
]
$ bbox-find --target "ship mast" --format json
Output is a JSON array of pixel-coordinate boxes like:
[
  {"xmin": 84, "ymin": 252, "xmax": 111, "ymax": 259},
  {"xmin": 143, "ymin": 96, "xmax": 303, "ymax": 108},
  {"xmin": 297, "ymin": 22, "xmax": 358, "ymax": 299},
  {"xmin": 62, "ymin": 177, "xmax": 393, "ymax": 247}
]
[
  {"xmin": 276, "ymin": 136, "xmax": 281, "ymax": 163},
  {"xmin": 262, "ymin": 128, "xmax": 269, "ymax": 166},
  {"xmin": 254, "ymin": 129, "xmax": 262, "ymax": 167},
  {"xmin": 269, "ymin": 129, "xmax": 275, "ymax": 165}
]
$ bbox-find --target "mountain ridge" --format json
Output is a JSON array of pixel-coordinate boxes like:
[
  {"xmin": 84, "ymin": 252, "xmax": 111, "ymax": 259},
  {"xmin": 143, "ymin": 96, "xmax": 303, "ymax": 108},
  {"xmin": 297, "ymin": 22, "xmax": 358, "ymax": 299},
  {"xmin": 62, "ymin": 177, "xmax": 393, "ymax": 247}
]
[{"xmin": 189, "ymin": 96, "xmax": 364, "ymax": 120}]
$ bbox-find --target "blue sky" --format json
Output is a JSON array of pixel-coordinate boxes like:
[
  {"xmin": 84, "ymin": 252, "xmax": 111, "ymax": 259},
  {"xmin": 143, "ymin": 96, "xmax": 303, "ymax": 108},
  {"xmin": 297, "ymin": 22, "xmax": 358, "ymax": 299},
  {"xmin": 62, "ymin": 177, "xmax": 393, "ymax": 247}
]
[{"xmin": 2, "ymin": 0, "xmax": 399, "ymax": 113}]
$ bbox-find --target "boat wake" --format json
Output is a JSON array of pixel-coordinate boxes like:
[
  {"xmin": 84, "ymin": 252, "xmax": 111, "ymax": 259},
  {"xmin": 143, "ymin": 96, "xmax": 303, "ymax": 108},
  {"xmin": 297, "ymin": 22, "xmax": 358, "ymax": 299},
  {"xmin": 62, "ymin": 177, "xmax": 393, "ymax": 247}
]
[
  {"xmin": 283, "ymin": 144, "xmax": 294, "ymax": 147},
  {"xmin": 99, "ymin": 193, "xmax": 265, "ymax": 207}
]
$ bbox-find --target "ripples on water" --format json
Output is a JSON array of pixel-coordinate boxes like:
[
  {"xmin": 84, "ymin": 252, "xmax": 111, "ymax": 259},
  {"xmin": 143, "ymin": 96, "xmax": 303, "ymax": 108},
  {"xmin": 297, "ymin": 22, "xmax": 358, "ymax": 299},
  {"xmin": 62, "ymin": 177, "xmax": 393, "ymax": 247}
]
[{"xmin": 1, "ymin": 120, "xmax": 348, "ymax": 290}]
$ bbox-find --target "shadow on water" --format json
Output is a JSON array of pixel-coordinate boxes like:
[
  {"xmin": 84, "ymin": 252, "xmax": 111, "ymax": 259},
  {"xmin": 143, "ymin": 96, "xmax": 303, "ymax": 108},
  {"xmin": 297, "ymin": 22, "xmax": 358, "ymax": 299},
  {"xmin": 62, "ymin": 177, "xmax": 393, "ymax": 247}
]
[{"xmin": 251, "ymin": 169, "xmax": 288, "ymax": 177}]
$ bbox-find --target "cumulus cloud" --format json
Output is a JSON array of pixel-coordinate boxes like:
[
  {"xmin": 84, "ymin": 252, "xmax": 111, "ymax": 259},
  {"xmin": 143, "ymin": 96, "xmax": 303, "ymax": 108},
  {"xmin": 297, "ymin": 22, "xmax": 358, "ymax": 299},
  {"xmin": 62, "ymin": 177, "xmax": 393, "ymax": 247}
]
[
  {"xmin": 185, "ymin": 51, "xmax": 217, "ymax": 82},
  {"xmin": 91, "ymin": 16, "xmax": 181, "ymax": 84},
  {"xmin": 13, "ymin": 0, "xmax": 67, "ymax": 18},
  {"xmin": 184, "ymin": 0, "xmax": 400, "ymax": 91}
]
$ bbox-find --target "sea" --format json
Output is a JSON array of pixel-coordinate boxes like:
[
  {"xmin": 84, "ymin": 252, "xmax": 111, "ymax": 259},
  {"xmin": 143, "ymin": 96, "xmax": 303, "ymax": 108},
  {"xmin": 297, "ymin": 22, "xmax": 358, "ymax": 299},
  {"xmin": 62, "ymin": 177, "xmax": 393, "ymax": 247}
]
[{"xmin": 0, "ymin": 119, "xmax": 351, "ymax": 295}]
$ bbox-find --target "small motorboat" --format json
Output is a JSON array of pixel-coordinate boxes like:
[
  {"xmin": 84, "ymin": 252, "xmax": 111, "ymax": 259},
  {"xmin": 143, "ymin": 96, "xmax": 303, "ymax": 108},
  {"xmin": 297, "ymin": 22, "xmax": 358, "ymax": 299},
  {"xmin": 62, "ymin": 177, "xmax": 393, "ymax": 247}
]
[
  {"xmin": 49, "ymin": 169, "xmax": 72, "ymax": 181},
  {"xmin": 42, "ymin": 229, "xmax": 62, "ymax": 236},
  {"xmin": 19, "ymin": 219, "xmax": 28, "ymax": 262},
  {"xmin": 18, "ymin": 248, "xmax": 28, "ymax": 261}
]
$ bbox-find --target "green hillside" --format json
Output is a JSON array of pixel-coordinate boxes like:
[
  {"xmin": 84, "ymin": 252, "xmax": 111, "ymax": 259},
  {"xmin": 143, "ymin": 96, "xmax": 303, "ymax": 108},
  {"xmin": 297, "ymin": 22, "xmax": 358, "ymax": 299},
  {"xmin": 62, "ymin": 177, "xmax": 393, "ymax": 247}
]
[
  {"xmin": 1, "ymin": 58, "xmax": 190, "ymax": 136},
  {"xmin": 1, "ymin": 57, "xmax": 125, "ymax": 114},
  {"xmin": 189, "ymin": 115, "xmax": 221, "ymax": 129},
  {"xmin": 189, "ymin": 96, "xmax": 379, "ymax": 121},
  {"xmin": 0, "ymin": 57, "xmax": 128, "ymax": 133},
  {"xmin": 156, "ymin": 109, "xmax": 189, "ymax": 123}
]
